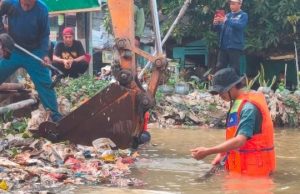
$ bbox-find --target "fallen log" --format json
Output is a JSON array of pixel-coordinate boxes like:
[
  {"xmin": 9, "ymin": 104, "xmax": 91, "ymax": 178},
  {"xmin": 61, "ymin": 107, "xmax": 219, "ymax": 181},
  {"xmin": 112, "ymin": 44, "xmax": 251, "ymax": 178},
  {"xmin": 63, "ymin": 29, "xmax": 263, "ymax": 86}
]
[
  {"xmin": 0, "ymin": 89, "xmax": 31, "ymax": 94},
  {"xmin": 0, "ymin": 98, "xmax": 37, "ymax": 114},
  {"xmin": 0, "ymin": 83, "xmax": 25, "ymax": 91}
]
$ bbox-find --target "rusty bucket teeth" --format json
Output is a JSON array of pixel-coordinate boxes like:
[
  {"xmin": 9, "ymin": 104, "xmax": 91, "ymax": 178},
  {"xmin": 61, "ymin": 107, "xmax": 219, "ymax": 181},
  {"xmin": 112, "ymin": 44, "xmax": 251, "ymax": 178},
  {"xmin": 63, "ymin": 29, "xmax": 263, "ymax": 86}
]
[{"xmin": 38, "ymin": 121, "xmax": 60, "ymax": 142}]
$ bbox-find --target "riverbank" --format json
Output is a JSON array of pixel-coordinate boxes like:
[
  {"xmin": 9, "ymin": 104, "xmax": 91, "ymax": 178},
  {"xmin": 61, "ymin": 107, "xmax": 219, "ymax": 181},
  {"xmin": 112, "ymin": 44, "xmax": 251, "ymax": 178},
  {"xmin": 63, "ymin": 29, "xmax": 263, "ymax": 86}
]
[
  {"xmin": 2, "ymin": 76, "xmax": 300, "ymax": 132},
  {"xmin": 153, "ymin": 88, "xmax": 300, "ymax": 129},
  {"xmin": 52, "ymin": 76, "xmax": 300, "ymax": 129},
  {"xmin": 1, "ymin": 76, "xmax": 300, "ymax": 192}
]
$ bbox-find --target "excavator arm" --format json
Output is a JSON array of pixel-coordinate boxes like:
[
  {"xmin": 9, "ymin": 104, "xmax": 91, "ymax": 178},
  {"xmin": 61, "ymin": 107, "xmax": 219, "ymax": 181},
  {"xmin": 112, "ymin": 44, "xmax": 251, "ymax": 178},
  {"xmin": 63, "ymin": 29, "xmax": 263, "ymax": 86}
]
[
  {"xmin": 35, "ymin": 0, "xmax": 167, "ymax": 149},
  {"xmin": 108, "ymin": 0, "xmax": 167, "ymax": 96}
]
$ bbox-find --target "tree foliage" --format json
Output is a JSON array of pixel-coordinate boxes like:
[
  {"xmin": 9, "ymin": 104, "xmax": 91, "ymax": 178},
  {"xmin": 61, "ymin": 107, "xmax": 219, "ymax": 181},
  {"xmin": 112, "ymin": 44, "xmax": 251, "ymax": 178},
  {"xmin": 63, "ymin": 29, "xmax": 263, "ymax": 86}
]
[{"xmin": 157, "ymin": 0, "xmax": 300, "ymax": 56}]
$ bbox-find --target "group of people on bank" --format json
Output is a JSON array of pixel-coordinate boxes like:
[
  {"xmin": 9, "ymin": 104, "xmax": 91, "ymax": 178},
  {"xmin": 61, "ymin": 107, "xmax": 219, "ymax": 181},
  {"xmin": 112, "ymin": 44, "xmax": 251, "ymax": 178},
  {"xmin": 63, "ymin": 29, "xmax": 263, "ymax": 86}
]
[
  {"xmin": 0, "ymin": 0, "xmax": 89, "ymax": 122},
  {"xmin": 0, "ymin": 0, "xmax": 276, "ymax": 178}
]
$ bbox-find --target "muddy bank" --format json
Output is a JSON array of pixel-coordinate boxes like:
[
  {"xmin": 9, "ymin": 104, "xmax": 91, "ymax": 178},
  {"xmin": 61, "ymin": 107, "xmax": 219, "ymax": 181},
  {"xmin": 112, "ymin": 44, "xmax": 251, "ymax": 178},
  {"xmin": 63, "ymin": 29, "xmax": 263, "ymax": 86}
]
[{"xmin": 3, "ymin": 76, "xmax": 300, "ymax": 129}]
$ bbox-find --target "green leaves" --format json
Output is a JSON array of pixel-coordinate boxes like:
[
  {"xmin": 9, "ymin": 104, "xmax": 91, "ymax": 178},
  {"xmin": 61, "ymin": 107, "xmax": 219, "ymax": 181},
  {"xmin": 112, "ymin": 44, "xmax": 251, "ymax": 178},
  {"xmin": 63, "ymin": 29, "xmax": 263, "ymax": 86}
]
[
  {"xmin": 243, "ymin": 0, "xmax": 299, "ymax": 53},
  {"xmin": 0, "ymin": 110, "xmax": 14, "ymax": 124},
  {"xmin": 1, "ymin": 118, "xmax": 29, "ymax": 135},
  {"xmin": 56, "ymin": 75, "xmax": 109, "ymax": 106},
  {"xmin": 287, "ymin": 15, "xmax": 300, "ymax": 33},
  {"xmin": 159, "ymin": 0, "xmax": 299, "ymax": 55},
  {"xmin": 258, "ymin": 64, "xmax": 276, "ymax": 88},
  {"xmin": 103, "ymin": 0, "xmax": 298, "ymax": 55},
  {"xmin": 246, "ymin": 71, "xmax": 260, "ymax": 90},
  {"xmin": 11, "ymin": 120, "xmax": 27, "ymax": 133}
]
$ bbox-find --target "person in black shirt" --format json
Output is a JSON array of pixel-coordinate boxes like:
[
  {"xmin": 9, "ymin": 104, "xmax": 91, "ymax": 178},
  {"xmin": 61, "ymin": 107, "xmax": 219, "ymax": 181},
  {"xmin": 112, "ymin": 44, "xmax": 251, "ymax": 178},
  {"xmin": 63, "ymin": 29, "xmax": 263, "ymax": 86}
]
[
  {"xmin": 48, "ymin": 41, "xmax": 55, "ymax": 61},
  {"xmin": 53, "ymin": 27, "xmax": 89, "ymax": 78}
]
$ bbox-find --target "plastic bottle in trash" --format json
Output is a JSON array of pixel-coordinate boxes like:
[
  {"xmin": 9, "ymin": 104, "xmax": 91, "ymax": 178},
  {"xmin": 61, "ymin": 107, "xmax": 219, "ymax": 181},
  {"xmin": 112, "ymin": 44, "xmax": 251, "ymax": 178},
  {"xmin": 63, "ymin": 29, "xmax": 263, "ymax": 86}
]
[
  {"xmin": 16, "ymin": 75, "xmax": 25, "ymax": 84},
  {"xmin": 0, "ymin": 140, "xmax": 8, "ymax": 152}
]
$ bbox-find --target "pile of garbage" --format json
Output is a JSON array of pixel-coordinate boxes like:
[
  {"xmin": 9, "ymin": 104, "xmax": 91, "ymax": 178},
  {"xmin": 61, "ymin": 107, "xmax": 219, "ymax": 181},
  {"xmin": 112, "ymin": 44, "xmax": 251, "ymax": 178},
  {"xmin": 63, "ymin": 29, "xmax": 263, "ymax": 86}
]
[
  {"xmin": 0, "ymin": 76, "xmax": 144, "ymax": 192},
  {"xmin": 266, "ymin": 91, "xmax": 300, "ymax": 127},
  {"xmin": 153, "ymin": 91, "xmax": 230, "ymax": 128},
  {"xmin": 153, "ymin": 88, "xmax": 300, "ymax": 128},
  {"xmin": 0, "ymin": 135, "xmax": 144, "ymax": 193}
]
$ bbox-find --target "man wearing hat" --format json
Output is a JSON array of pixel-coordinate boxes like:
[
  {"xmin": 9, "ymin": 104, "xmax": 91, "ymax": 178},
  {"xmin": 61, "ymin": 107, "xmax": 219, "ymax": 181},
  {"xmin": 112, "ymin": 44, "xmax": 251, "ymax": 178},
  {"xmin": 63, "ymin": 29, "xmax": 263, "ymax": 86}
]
[
  {"xmin": 213, "ymin": 0, "xmax": 248, "ymax": 75},
  {"xmin": 191, "ymin": 68, "xmax": 275, "ymax": 176},
  {"xmin": 52, "ymin": 27, "xmax": 89, "ymax": 78}
]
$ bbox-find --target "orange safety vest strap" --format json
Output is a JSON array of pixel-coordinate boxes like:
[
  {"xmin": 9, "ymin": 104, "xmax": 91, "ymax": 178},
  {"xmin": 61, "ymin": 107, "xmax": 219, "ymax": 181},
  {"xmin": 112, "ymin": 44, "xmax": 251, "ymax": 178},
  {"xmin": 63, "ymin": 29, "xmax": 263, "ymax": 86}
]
[
  {"xmin": 238, "ymin": 146, "xmax": 274, "ymax": 153},
  {"xmin": 226, "ymin": 99, "xmax": 247, "ymax": 137}
]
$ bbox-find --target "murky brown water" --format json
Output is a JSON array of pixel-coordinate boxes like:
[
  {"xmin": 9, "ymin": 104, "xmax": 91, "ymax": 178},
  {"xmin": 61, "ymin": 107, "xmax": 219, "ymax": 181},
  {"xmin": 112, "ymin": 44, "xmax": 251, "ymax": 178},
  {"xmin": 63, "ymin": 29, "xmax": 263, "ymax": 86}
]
[{"xmin": 76, "ymin": 128, "xmax": 300, "ymax": 194}]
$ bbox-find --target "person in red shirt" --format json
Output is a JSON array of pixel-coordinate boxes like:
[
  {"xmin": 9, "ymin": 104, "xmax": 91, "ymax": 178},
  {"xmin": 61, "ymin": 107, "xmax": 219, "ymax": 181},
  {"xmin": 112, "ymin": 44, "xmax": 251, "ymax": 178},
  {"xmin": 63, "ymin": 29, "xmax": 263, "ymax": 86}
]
[{"xmin": 132, "ymin": 112, "xmax": 151, "ymax": 149}]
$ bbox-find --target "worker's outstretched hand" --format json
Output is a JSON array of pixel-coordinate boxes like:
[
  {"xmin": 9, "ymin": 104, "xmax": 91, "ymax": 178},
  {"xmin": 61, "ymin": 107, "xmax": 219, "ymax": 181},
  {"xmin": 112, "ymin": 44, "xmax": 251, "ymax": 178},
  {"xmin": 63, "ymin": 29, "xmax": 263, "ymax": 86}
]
[{"xmin": 191, "ymin": 147, "xmax": 210, "ymax": 160}]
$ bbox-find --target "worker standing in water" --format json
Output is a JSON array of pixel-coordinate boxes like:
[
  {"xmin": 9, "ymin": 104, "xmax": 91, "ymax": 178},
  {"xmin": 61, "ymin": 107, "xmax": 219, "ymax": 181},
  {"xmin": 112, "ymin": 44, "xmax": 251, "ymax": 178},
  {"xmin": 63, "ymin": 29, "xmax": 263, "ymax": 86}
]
[{"xmin": 191, "ymin": 68, "xmax": 275, "ymax": 176}]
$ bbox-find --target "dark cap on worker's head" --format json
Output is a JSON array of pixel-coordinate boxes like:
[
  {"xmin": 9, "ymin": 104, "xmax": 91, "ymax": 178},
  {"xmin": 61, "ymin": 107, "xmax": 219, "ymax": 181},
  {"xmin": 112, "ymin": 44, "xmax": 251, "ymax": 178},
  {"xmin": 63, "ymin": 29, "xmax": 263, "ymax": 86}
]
[
  {"xmin": 209, "ymin": 68, "xmax": 245, "ymax": 95},
  {"xmin": 62, "ymin": 27, "xmax": 74, "ymax": 36}
]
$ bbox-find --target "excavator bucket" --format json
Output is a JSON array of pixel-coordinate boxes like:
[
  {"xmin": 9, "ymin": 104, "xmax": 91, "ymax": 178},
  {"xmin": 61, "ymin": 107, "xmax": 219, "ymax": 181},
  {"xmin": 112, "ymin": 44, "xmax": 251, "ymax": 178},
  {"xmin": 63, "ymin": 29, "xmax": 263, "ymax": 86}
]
[
  {"xmin": 33, "ymin": 0, "xmax": 166, "ymax": 149},
  {"xmin": 34, "ymin": 83, "xmax": 141, "ymax": 149}
]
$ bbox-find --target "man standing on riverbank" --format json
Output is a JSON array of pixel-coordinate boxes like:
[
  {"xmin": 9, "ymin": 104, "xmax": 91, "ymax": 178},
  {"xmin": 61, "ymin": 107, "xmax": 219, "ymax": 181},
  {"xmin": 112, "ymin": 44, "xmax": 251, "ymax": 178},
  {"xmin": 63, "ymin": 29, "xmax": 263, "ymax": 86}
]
[
  {"xmin": 213, "ymin": 0, "xmax": 248, "ymax": 75},
  {"xmin": 191, "ymin": 68, "xmax": 275, "ymax": 176},
  {"xmin": 0, "ymin": 0, "xmax": 62, "ymax": 122}
]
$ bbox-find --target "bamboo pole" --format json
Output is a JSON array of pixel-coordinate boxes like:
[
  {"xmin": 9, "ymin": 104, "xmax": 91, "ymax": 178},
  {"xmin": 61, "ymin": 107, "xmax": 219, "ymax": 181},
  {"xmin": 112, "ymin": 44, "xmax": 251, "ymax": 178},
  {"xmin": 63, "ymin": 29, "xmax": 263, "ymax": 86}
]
[
  {"xmin": 138, "ymin": 0, "xmax": 191, "ymax": 80},
  {"xmin": 0, "ymin": 83, "xmax": 25, "ymax": 91},
  {"xmin": 294, "ymin": 41, "xmax": 299, "ymax": 89},
  {"xmin": 284, "ymin": 63, "xmax": 287, "ymax": 88},
  {"xmin": 0, "ymin": 99, "xmax": 37, "ymax": 114}
]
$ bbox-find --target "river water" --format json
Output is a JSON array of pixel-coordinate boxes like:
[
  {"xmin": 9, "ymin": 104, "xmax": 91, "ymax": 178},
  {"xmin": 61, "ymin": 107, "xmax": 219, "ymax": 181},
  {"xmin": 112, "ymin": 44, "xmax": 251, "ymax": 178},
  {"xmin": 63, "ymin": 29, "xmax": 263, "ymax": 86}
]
[{"xmin": 76, "ymin": 128, "xmax": 300, "ymax": 194}]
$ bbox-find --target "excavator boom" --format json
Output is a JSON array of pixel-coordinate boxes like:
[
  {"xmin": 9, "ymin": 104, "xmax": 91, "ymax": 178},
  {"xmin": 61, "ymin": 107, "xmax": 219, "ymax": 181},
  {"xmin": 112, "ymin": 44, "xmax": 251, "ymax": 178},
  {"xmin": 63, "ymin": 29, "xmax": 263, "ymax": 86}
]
[{"xmin": 34, "ymin": 0, "xmax": 167, "ymax": 149}]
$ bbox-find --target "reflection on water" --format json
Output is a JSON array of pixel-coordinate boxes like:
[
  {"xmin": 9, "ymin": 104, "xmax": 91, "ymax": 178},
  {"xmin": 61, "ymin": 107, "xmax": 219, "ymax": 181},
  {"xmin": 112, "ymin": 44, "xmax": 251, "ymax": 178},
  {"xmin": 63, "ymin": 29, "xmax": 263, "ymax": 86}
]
[{"xmin": 77, "ymin": 128, "xmax": 300, "ymax": 194}]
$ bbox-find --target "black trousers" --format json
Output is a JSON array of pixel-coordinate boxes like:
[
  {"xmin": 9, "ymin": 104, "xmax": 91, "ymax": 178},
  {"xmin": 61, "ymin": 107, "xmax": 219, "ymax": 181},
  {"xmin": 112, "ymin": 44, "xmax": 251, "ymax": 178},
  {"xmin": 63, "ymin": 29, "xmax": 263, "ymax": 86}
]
[
  {"xmin": 53, "ymin": 62, "xmax": 88, "ymax": 78},
  {"xmin": 216, "ymin": 49, "xmax": 242, "ymax": 75}
]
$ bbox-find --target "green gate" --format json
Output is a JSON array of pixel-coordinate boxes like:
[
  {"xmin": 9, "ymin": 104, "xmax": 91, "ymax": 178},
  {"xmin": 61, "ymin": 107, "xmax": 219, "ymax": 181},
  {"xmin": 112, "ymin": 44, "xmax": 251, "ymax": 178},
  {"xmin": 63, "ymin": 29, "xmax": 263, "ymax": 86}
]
[{"xmin": 42, "ymin": 0, "xmax": 101, "ymax": 14}]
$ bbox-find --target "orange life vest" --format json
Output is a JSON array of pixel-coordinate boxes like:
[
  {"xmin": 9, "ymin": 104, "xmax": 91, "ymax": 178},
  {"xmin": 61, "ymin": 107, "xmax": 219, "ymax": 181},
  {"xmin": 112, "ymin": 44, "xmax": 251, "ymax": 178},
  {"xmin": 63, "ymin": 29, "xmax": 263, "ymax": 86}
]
[
  {"xmin": 143, "ymin": 112, "xmax": 150, "ymax": 131},
  {"xmin": 225, "ymin": 91, "xmax": 276, "ymax": 176}
]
